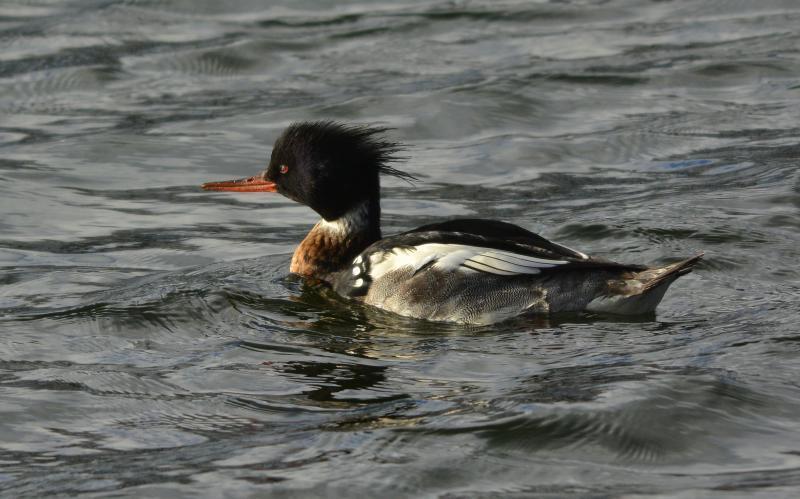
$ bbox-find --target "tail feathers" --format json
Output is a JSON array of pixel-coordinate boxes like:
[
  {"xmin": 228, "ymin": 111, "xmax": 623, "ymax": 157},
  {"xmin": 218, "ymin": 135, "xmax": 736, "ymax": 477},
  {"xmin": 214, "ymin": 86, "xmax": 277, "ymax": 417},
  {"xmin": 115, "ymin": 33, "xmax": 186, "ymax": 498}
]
[
  {"xmin": 636, "ymin": 253, "xmax": 704, "ymax": 293},
  {"xmin": 586, "ymin": 253, "xmax": 703, "ymax": 315}
]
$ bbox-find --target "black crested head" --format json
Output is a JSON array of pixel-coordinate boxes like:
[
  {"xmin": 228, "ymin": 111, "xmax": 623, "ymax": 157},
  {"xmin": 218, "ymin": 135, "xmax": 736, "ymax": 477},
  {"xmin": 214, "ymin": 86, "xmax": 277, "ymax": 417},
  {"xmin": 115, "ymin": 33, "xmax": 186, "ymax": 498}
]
[{"xmin": 264, "ymin": 121, "xmax": 414, "ymax": 221}]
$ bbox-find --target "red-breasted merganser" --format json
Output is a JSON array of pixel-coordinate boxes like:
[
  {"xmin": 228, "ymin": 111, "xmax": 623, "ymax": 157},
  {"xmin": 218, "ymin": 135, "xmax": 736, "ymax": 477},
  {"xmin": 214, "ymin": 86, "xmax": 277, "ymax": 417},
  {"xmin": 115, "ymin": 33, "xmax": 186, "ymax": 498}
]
[{"xmin": 202, "ymin": 121, "xmax": 702, "ymax": 324}]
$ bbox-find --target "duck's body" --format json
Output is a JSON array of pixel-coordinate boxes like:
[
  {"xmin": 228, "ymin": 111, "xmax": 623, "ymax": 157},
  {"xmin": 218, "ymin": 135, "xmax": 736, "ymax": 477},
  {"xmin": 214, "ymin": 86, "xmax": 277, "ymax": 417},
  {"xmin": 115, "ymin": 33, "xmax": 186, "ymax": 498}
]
[{"xmin": 203, "ymin": 121, "xmax": 701, "ymax": 325}]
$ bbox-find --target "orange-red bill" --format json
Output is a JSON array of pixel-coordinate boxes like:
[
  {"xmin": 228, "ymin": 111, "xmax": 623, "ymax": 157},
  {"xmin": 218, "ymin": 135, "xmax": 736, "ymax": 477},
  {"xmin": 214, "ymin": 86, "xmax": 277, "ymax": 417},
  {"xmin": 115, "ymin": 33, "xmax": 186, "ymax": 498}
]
[{"xmin": 201, "ymin": 175, "xmax": 277, "ymax": 192}]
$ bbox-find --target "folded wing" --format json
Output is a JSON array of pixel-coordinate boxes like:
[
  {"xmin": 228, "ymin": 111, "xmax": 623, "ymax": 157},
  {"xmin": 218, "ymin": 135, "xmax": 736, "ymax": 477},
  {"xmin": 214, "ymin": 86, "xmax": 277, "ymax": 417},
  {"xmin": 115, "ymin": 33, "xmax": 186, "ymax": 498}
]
[{"xmin": 336, "ymin": 218, "xmax": 646, "ymax": 296}]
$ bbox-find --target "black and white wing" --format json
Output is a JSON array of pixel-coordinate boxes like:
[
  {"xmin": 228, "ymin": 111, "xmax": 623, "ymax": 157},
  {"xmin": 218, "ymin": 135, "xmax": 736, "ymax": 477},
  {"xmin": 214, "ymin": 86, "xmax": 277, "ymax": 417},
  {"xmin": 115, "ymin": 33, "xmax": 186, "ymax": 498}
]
[
  {"xmin": 368, "ymin": 242, "xmax": 567, "ymax": 278},
  {"xmin": 402, "ymin": 218, "xmax": 591, "ymax": 261},
  {"xmin": 335, "ymin": 218, "xmax": 644, "ymax": 296}
]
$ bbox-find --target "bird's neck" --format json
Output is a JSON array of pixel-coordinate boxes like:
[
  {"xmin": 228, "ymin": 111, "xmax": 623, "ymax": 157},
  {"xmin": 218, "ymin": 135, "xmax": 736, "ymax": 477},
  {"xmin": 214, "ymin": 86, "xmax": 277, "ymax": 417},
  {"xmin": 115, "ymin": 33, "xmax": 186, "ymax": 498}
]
[{"xmin": 290, "ymin": 199, "xmax": 381, "ymax": 279}]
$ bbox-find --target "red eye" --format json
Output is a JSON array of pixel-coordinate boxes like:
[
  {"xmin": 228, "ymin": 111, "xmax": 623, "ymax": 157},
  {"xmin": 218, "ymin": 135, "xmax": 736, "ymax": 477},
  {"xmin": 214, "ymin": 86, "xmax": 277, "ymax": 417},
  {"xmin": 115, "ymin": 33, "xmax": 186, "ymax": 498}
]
[{"xmin": 279, "ymin": 164, "xmax": 289, "ymax": 174}]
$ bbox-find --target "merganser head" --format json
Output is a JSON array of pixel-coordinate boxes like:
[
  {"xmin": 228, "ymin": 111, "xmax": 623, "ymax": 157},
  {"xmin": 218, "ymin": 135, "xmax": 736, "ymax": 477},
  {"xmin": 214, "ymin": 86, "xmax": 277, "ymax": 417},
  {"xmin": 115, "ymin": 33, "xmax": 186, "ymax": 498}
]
[{"xmin": 202, "ymin": 121, "xmax": 414, "ymax": 221}]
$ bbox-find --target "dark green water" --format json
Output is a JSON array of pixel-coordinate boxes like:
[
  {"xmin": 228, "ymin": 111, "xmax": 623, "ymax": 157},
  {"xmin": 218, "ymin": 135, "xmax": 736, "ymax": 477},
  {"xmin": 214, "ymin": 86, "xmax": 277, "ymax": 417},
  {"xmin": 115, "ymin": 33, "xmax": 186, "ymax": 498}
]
[{"xmin": 1, "ymin": 0, "xmax": 800, "ymax": 497}]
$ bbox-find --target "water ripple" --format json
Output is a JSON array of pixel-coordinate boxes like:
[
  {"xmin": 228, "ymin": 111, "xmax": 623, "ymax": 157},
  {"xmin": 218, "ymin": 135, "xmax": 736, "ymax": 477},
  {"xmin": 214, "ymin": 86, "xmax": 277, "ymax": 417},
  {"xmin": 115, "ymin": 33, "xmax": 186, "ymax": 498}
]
[{"xmin": 2, "ymin": 0, "xmax": 800, "ymax": 496}]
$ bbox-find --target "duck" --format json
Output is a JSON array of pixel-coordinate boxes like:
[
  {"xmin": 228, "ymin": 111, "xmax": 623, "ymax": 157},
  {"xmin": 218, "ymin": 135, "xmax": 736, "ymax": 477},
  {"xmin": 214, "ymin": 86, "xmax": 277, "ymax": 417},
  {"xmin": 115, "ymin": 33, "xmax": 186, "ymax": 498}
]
[{"xmin": 202, "ymin": 121, "xmax": 702, "ymax": 325}]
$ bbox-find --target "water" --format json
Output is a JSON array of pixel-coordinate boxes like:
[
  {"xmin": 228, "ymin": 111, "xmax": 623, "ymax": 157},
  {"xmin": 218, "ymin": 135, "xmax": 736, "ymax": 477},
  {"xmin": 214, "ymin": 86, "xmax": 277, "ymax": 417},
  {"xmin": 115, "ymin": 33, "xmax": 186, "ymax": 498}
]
[{"xmin": 1, "ymin": 0, "xmax": 800, "ymax": 496}]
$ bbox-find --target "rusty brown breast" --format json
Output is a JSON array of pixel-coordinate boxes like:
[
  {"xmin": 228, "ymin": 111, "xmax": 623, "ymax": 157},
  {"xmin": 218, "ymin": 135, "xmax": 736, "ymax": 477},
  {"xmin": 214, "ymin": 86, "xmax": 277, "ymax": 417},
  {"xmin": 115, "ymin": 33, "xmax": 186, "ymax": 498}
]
[{"xmin": 290, "ymin": 223, "xmax": 375, "ymax": 280}]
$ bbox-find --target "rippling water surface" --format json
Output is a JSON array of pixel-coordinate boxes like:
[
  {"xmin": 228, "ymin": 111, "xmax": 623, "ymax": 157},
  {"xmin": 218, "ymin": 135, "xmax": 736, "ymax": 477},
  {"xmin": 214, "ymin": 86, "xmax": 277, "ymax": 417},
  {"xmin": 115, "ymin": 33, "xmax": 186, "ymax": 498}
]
[{"xmin": 2, "ymin": 0, "xmax": 800, "ymax": 496}]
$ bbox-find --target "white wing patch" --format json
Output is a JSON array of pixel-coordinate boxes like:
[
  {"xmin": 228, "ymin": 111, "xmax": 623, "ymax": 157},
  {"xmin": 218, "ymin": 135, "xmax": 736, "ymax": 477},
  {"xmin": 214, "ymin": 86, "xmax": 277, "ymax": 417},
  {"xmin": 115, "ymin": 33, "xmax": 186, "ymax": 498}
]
[
  {"xmin": 464, "ymin": 250, "xmax": 565, "ymax": 275},
  {"xmin": 367, "ymin": 243, "xmax": 568, "ymax": 279}
]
